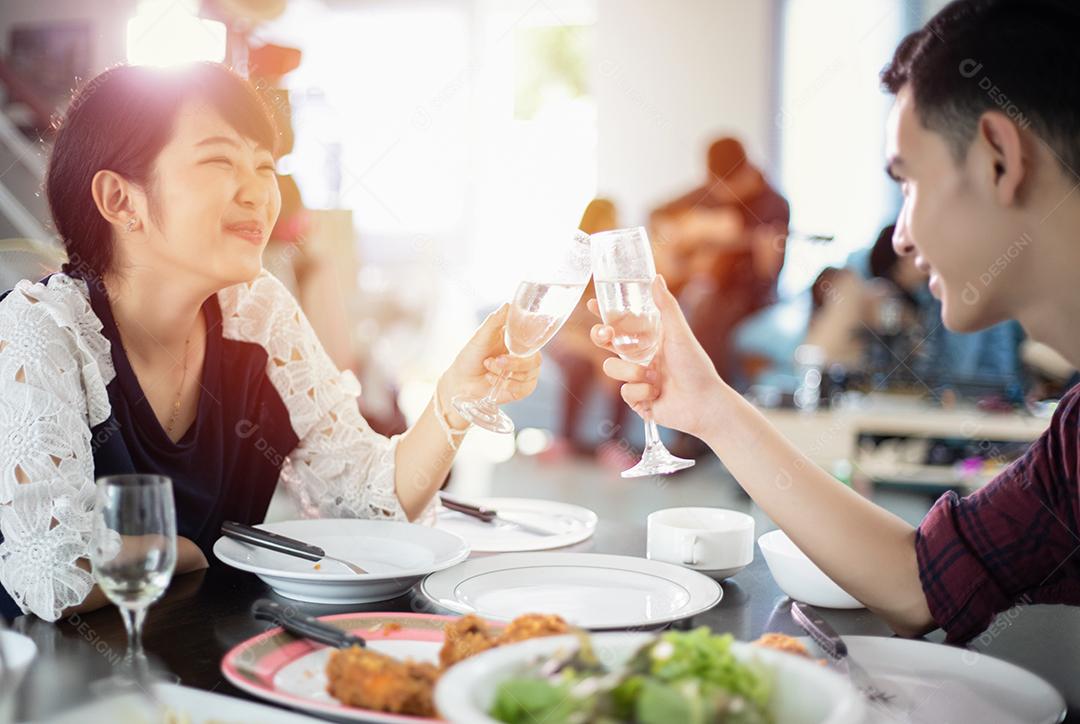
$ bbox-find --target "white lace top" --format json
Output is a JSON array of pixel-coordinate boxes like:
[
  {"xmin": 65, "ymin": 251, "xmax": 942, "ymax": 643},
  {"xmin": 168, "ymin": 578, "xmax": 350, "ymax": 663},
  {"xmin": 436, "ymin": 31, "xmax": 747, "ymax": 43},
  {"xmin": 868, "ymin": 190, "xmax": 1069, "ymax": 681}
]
[{"xmin": 0, "ymin": 270, "xmax": 420, "ymax": 621}]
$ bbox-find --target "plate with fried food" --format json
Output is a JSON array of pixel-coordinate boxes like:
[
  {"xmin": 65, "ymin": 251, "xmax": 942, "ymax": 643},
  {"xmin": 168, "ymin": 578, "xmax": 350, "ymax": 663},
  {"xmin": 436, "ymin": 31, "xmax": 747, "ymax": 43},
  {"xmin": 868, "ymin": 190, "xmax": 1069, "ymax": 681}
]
[{"xmin": 220, "ymin": 611, "xmax": 575, "ymax": 723}]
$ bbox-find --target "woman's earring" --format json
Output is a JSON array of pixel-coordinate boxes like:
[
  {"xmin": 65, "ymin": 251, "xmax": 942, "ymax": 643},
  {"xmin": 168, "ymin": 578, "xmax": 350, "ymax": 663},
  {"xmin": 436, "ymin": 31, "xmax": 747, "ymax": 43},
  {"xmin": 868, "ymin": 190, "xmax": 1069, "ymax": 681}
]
[{"xmin": 125, "ymin": 217, "xmax": 138, "ymax": 232}]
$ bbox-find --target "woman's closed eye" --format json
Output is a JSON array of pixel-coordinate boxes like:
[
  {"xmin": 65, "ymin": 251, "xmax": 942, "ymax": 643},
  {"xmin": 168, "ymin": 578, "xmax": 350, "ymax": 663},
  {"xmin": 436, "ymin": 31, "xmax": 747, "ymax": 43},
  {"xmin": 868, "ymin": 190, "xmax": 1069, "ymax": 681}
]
[{"xmin": 202, "ymin": 156, "xmax": 234, "ymax": 168}]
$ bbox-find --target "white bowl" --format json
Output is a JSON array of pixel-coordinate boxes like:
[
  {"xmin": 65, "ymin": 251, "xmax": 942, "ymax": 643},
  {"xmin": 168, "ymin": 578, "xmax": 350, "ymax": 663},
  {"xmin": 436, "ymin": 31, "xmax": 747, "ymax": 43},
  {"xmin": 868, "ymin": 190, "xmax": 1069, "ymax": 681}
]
[
  {"xmin": 435, "ymin": 632, "xmax": 866, "ymax": 724},
  {"xmin": 213, "ymin": 519, "xmax": 470, "ymax": 604},
  {"xmin": 758, "ymin": 530, "xmax": 862, "ymax": 609}
]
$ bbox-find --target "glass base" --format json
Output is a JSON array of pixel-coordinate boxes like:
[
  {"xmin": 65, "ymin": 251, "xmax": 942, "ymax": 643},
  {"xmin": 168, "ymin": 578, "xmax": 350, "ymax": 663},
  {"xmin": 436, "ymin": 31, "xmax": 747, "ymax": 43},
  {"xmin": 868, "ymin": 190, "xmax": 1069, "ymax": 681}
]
[
  {"xmin": 621, "ymin": 446, "xmax": 696, "ymax": 478},
  {"xmin": 89, "ymin": 655, "xmax": 180, "ymax": 700},
  {"xmin": 452, "ymin": 395, "xmax": 515, "ymax": 435}
]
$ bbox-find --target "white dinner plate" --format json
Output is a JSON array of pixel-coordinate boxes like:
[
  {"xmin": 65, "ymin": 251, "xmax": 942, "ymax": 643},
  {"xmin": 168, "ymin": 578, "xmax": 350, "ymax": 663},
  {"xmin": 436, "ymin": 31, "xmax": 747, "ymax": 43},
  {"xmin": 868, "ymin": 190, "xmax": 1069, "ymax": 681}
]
[
  {"xmin": 435, "ymin": 497, "xmax": 598, "ymax": 552},
  {"xmin": 213, "ymin": 519, "xmax": 470, "ymax": 604},
  {"xmin": 803, "ymin": 636, "xmax": 1066, "ymax": 724},
  {"xmin": 435, "ymin": 632, "xmax": 866, "ymax": 724},
  {"xmin": 420, "ymin": 552, "xmax": 722, "ymax": 629},
  {"xmin": 39, "ymin": 682, "xmax": 324, "ymax": 723}
]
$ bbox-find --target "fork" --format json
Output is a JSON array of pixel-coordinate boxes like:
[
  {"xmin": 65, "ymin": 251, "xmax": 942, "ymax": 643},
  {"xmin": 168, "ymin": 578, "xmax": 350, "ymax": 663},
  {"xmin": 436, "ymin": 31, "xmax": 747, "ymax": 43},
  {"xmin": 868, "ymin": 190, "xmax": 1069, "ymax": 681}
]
[
  {"xmin": 221, "ymin": 521, "xmax": 369, "ymax": 575},
  {"xmin": 790, "ymin": 601, "xmax": 902, "ymax": 709}
]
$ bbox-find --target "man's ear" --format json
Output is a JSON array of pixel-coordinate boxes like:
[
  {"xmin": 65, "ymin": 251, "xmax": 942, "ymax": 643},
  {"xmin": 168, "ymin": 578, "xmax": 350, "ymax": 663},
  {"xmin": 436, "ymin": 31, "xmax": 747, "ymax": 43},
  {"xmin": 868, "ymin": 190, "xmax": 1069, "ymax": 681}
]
[
  {"xmin": 975, "ymin": 111, "xmax": 1026, "ymax": 206},
  {"xmin": 90, "ymin": 169, "xmax": 139, "ymax": 230}
]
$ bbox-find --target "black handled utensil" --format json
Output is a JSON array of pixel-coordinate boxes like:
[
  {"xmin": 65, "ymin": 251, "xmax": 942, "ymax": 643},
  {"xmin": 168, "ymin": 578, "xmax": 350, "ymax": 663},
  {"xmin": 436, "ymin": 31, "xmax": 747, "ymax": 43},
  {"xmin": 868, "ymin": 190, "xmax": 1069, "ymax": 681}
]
[
  {"xmin": 437, "ymin": 493, "xmax": 558, "ymax": 536},
  {"xmin": 253, "ymin": 599, "xmax": 366, "ymax": 649},
  {"xmin": 221, "ymin": 521, "xmax": 369, "ymax": 574}
]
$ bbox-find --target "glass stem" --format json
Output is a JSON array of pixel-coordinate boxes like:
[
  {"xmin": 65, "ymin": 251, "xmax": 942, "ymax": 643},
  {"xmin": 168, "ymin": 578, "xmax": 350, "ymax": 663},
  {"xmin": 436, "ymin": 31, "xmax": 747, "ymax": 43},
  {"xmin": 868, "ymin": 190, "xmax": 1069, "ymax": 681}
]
[
  {"xmin": 643, "ymin": 416, "xmax": 663, "ymax": 452},
  {"xmin": 120, "ymin": 606, "xmax": 148, "ymax": 661},
  {"xmin": 481, "ymin": 368, "xmax": 510, "ymax": 407}
]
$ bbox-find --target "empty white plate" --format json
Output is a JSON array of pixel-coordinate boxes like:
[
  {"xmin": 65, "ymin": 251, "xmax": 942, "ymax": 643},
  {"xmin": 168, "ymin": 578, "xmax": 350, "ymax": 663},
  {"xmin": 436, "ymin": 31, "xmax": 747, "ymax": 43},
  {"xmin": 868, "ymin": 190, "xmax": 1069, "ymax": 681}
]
[
  {"xmin": 213, "ymin": 519, "xmax": 470, "ymax": 604},
  {"xmin": 40, "ymin": 682, "xmax": 325, "ymax": 723},
  {"xmin": 435, "ymin": 497, "xmax": 598, "ymax": 552},
  {"xmin": 420, "ymin": 552, "xmax": 722, "ymax": 629},
  {"xmin": 803, "ymin": 636, "xmax": 1065, "ymax": 724}
]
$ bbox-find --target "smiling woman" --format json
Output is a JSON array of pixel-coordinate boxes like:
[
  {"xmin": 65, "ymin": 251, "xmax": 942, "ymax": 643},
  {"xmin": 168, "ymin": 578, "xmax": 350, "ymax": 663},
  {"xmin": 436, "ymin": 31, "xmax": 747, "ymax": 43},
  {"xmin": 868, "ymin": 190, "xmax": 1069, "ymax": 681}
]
[{"xmin": 0, "ymin": 63, "xmax": 543, "ymax": 623}]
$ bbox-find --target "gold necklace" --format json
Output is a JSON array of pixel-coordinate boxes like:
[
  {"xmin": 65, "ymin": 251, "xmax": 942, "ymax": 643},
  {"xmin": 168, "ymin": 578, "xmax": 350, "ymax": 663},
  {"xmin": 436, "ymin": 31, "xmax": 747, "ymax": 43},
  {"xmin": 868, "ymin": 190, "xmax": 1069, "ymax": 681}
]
[
  {"xmin": 114, "ymin": 318, "xmax": 193, "ymax": 438},
  {"xmin": 164, "ymin": 334, "xmax": 192, "ymax": 437}
]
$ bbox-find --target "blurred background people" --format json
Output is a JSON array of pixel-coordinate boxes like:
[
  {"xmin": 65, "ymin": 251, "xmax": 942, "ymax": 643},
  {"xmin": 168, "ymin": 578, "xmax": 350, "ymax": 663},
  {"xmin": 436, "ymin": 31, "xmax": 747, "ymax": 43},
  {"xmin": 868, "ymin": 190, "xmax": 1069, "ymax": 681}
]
[{"xmin": 651, "ymin": 137, "xmax": 789, "ymax": 392}]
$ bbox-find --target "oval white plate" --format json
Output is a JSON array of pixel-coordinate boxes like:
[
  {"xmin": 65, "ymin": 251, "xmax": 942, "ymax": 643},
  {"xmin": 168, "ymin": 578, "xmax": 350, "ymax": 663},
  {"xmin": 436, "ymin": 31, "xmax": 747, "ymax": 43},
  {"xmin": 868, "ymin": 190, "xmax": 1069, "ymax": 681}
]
[
  {"xmin": 805, "ymin": 636, "xmax": 1066, "ymax": 724},
  {"xmin": 435, "ymin": 497, "xmax": 598, "ymax": 552},
  {"xmin": 435, "ymin": 632, "xmax": 866, "ymax": 724},
  {"xmin": 43, "ymin": 682, "xmax": 324, "ymax": 723},
  {"xmin": 213, "ymin": 519, "xmax": 470, "ymax": 604},
  {"xmin": 420, "ymin": 552, "xmax": 722, "ymax": 629}
]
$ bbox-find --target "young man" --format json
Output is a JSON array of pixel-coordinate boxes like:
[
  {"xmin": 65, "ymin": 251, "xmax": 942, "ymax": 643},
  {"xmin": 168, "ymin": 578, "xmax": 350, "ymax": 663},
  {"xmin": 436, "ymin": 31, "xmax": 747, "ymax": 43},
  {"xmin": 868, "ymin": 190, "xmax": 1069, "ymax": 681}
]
[{"xmin": 591, "ymin": 0, "xmax": 1080, "ymax": 643}]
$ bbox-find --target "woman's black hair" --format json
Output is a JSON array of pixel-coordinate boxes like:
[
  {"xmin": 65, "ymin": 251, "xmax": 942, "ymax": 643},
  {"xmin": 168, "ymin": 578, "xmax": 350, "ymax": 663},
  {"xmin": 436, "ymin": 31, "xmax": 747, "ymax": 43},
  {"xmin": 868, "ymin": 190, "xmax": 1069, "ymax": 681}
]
[{"xmin": 48, "ymin": 62, "xmax": 278, "ymax": 280}]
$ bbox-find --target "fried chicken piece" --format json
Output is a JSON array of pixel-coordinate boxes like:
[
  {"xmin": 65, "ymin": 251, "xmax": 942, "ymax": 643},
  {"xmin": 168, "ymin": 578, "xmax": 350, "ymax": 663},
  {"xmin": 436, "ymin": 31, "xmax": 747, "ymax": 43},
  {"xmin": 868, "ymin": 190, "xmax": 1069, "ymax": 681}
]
[
  {"xmin": 753, "ymin": 632, "xmax": 825, "ymax": 664},
  {"xmin": 753, "ymin": 632, "xmax": 812, "ymax": 657},
  {"xmin": 326, "ymin": 645, "xmax": 439, "ymax": 717},
  {"xmin": 495, "ymin": 613, "xmax": 571, "ymax": 645},
  {"xmin": 438, "ymin": 613, "xmax": 498, "ymax": 670}
]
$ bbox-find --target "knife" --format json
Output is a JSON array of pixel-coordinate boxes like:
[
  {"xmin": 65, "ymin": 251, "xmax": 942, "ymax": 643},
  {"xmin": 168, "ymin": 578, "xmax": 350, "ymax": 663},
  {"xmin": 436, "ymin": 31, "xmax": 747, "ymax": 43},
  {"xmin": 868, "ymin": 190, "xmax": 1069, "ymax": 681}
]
[
  {"xmin": 791, "ymin": 601, "xmax": 907, "ymax": 713},
  {"xmin": 253, "ymin": 599, "xmax": 366, "ymax": 649},
  {"xmin": 438, "ymin": 493, "xmax": 559, "ymax": 536}
]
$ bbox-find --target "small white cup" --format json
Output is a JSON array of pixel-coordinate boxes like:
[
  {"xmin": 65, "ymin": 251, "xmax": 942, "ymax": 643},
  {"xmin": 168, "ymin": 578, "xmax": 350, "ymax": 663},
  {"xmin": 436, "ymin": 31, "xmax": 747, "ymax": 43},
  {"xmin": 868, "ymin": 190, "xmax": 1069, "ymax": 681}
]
[{"xmin": 647, "ymin": 507, "xmax": 755, "ymax": 579}]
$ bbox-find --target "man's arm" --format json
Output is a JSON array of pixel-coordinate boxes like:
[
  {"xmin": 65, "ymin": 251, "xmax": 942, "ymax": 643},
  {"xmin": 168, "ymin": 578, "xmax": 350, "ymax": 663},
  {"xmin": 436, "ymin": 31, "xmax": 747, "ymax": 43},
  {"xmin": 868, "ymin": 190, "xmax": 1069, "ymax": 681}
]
[
  {"xmin": 590, "ymin": 276, "xmax": 934, "ymax": 636},
  {"xmin": 698, "ymin": 385, "xmax": 934, "ymax": 635}
]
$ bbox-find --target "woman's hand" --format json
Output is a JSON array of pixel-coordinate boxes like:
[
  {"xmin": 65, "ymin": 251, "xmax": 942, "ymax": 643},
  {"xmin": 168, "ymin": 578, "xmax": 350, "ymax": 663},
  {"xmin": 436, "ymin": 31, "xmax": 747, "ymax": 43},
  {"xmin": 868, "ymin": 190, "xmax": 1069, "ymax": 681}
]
[
  {"xmin": 438, "ymin": 304, "xmax": 542, "ymax": 427},
  {"xmin": 177, "ymin": 536, "xmax": 209, "ymax": 574},
  {"xmin": 589, "ymin": 275, "xmax": 730, "ymax": 439}
]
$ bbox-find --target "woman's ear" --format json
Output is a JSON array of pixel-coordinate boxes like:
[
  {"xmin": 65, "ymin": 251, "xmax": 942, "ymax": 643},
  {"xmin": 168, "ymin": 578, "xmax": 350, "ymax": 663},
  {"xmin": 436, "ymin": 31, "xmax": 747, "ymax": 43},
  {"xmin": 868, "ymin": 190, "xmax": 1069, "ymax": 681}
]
[
  {"xmin": 976, "ymin": 111, "xmax": 1026, "ymax": 207},
  {"xmin": 90, "ymin": 169, "xmax": 141, "ymax": 231}
]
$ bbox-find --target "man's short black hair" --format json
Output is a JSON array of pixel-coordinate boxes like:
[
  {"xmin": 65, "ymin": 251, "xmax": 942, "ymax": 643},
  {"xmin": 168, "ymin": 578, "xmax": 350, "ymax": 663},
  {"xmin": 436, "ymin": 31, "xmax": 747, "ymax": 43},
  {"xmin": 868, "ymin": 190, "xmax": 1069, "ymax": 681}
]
[{"xmin": 882, "ymin": 0, "xmax": 1080, "ymax": 178}]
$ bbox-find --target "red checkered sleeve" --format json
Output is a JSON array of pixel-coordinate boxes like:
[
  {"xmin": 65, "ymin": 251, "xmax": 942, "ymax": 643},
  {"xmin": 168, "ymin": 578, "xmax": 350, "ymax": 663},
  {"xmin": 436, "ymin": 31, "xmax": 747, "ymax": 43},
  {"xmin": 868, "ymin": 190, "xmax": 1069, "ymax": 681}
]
[{"xmin": 916, "ymin": 387, "xmax": 1080, "ymax": 644}]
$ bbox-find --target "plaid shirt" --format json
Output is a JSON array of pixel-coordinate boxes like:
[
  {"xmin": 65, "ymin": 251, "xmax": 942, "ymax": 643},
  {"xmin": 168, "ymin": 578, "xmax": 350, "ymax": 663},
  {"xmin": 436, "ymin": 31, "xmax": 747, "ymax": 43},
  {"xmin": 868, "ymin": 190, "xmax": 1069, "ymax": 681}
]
[{"xmin": 916, "ymin": 387, "xmax": 1080, "ymax": 643}]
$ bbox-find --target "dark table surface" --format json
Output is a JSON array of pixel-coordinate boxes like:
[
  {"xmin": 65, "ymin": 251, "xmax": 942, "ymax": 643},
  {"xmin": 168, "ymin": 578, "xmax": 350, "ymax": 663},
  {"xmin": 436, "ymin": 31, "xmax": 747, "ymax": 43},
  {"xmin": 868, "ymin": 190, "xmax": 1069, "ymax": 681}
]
[{"xmin": 11, "ymin": 520, "xmax": 1079, "ymax": 721}]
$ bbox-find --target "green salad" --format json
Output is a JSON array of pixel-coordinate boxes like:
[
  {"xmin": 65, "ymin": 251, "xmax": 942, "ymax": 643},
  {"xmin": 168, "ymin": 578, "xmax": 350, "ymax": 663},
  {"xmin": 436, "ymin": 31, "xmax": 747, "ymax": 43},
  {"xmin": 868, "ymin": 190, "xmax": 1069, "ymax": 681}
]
[{"xmin": 489, "ymin": 628, "xmax": 773, "ymax": 724}]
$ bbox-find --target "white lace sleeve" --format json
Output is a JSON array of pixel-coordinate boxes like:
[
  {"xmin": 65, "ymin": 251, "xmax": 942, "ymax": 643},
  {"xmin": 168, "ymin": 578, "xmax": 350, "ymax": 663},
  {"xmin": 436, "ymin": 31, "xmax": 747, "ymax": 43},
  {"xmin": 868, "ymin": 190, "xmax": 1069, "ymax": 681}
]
[
  {"xmin": 0, "ymin": 276, "xmax": 113, "ymax": 621},
  {"xmin": 219, "ymin": 270, "xmax": 431, "ymax": 522}
]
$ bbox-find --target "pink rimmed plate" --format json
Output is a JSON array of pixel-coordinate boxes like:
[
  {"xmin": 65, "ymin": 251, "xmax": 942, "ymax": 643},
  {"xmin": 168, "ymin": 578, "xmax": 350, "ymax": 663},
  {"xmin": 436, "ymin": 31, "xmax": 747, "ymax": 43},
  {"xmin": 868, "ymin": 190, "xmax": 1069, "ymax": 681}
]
[{"xmin": 221, "ymin": 611, "xmax": 501, "ymax": 723}]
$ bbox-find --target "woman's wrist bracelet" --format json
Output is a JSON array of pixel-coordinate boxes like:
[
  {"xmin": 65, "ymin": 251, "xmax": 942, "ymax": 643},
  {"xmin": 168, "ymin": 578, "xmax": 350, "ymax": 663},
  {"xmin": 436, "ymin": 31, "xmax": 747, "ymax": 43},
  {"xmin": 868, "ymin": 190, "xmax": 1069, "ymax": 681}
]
[{"xmin": 433, "ymin": 382, "xmax": 470, "ymax": 449}]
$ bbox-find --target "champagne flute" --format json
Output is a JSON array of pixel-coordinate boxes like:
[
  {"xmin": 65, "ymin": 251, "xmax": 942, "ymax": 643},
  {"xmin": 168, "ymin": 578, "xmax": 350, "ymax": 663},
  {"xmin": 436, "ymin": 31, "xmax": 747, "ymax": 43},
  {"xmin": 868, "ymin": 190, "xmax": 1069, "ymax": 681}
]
[
  {"xmin": 89, "ymin": 474, "xmax": 177, "ymax": 674},
  {"xmin": 591, "ymin": 226, "xmax": 695, "ymax": 477},
  {"xmin": 453, "ymin": 229, "xmax": 592, "ymax": 434}
]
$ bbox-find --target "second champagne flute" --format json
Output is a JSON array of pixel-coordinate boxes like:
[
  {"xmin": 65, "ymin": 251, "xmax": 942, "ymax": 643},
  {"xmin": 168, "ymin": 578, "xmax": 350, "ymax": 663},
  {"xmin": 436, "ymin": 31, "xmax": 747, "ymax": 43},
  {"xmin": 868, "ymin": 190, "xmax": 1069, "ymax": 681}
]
[
  {"xmin": 453, "ymin": 229, "xmax": 592, "ymax": 434},
  {"xmin": 591, "ymin": 226, "xmax": 695, "ymax": 477}
]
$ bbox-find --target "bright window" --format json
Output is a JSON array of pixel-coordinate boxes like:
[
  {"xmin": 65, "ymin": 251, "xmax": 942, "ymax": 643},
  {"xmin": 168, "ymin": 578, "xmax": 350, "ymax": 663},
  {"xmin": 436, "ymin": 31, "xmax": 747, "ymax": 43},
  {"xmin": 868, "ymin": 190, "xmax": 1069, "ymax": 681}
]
[{"xmin": 776, "ymin": 0, "xmax": 906, "ymax": 295}]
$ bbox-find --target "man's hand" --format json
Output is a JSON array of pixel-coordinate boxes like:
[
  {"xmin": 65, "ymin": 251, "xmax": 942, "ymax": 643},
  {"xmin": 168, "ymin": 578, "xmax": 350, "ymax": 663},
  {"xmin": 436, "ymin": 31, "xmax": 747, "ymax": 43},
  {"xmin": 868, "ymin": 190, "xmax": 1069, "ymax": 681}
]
[{"xmin": 589, "ymin": 275, "xmax": 728, "ymax": 437}]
